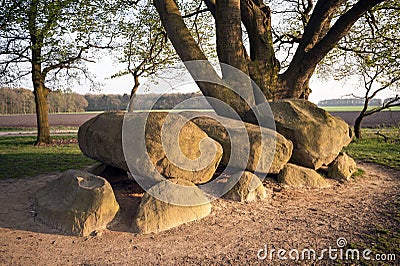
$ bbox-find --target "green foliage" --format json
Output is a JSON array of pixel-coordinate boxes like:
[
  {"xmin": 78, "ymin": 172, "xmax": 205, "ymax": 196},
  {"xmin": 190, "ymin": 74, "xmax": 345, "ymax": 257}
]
[
  {"xmin": 112, "ymin": 0, "xmax": 216, "ymax": 95},
  {"xmin": 320, "ymin": 0, "xmax": 400, "ymax": 101},
  {"xmin": 344, "ymin": 128, "xmax": 400, "ymax": 170},
  {"xmin": 0, "ymin": 0, "xmax": 117, "ymax": 89},
  {"xmin": 0, "ymin": 135, "xmax": 95, "ymax": 179}
]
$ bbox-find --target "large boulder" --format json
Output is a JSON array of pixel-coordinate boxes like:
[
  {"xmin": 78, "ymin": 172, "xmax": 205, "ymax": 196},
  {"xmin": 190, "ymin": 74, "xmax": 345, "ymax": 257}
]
[
  {"xmin": 79, "ymin": 111, "xmax": 127, "ymax": 171},
  {"xmin": 132, "ymin": 179, "xmax": 212, "ymax": 234},
  {"xmin": 247, "ymin": 99, "xmax": 353, "ymax": 169},
  {"xmin": 328, "ymin": 152, "xmax": 357, "ymax": 181},
  {"xmin": 34, "ymin": 170, "xmax": 119, "ymax": 236},
  {"xmin": 277, "ymin": 163, "xmax": 330, "ymax": 188},
  {"xmin": 181, "ymin": 113, "xmax": 293, "ymax": 174},
  {"xmin": 79, "ymin": 111, "xmax": 223, "ymax": 184},
  {"xmin": 223, "ymin": 171, "xmax": 270, "ymax": 202}
]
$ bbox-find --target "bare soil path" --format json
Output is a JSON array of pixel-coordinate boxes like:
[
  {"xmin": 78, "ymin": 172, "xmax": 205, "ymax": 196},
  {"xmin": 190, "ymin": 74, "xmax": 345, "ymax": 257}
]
[{"xmin": 0, "ymin": 162, "xmax": 399, "ymax": 265}]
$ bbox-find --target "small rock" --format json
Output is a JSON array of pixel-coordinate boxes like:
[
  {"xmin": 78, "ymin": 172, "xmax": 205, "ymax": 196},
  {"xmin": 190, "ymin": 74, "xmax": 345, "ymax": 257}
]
[
  {"xmin": 34, "ymin": 170, "xmax": 120, "ymax": 237},
  {"xmin": 132, "ymin": 179, "xmax": 211, "ymax": 234},
  {"xmin": 328, "ymin": 152, "xmax": 357, "ymax": 181},
  {"xmin": 277, "ymin": 163, "xmax": 330, "ymax": 188},
  {"xmin": 223, "ymin": 171, "xmax": 271, "ymax": 202}
]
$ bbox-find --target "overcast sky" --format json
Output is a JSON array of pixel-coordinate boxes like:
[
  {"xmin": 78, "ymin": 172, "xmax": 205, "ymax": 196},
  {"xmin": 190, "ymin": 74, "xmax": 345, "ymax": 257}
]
[
  {"xmin": 77, "ymin": 57, "xmax": 397, "ymax": 105},
  {"xmin": 18, "ymin": 55, "xmax": 396, "ymax": 105}
]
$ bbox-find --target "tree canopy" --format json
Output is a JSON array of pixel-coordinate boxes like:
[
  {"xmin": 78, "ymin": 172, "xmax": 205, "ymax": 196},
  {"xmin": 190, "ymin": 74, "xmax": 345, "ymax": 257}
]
[
  {"xmin": 0, "ymin": 0, "xmax": 117, "ymax": 144},
  {"xmin": 152, "ymin": 0, "xmax": 388, "ymax": 119},
  {"xmin": 1, "ymin": 0, "xmax": 398, "ymax": 140}
]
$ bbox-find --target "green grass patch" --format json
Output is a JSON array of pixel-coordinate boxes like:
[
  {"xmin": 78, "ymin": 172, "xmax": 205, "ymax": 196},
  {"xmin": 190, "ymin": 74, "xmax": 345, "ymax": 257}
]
[
  {"xmin": 352, "ymin": 168, "xmax": 365, "ymax": 177},
  {"xmin": 344, "ymin": 131, "xmax": 399, "ymax": 265},
  {"xmin": 344, "ymin": 128, "xmax": 400, "ymax": 170},
  {"xmin": 0, "ymin": 126, "xmax": 79, "ymax": 132},
  {"xmin": 0, "ymin": 127, "xmax": 37, "ymax": 132},
  {"xmin": 0, "ymin": 135, "xmax": 95, "ymax": 179},
  {"xmin": 320, "ymin": 106, "xmax": 400, "ymax": 112}
]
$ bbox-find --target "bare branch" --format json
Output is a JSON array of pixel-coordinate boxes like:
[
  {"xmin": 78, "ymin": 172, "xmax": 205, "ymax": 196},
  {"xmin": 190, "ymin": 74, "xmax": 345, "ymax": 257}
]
[{"xmin": 182, "ymin": 8, "xmax": 210, "ymax": 18}]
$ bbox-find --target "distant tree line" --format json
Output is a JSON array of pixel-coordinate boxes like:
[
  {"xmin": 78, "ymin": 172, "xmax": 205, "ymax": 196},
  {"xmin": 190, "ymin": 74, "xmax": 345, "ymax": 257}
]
[
  {"xmin": 0, "ymin": 88, "xmax": 88, "ymax": 114},
  {"xmin": 318, "ymin": 98, "xmax": 384, "ymax": 107},
  {"xmin": 84, "ymin": 94, "xmax": 131, "ymax": 111},
  {"xmin": 0, "ymin": 88, "xmax": 211, "ymax": 114},
  {"xmin": 83, "ymin": 92, "xmax": 211, "ymax": 111}
]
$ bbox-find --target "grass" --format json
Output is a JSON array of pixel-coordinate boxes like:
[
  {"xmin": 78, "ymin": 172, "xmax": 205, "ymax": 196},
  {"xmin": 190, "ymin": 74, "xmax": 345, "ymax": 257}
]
[
  {"xmin": 343, "ymin": 127, "xmax": 400, "ymax": 170},
  {"xmin": 342, "ymin": 128, "xmax": 400, "ymax": 265},
  {"xmin": 0, "ymin": 126, "xmax": 399, "ymax": 264},
  {"xmin": 0, "ymin": 135, "xmax": 95, "ymax": 179},
  {"xmin": 320, "ymin": 106, "xmax": 400, "ymax": 112},
  {"xmin": 0, "ymin": 126, "xmax": 79, "ymax": 132},
  {"xmin": 0, "ymin": 126, "xmax": 78, "ymax": 132}
]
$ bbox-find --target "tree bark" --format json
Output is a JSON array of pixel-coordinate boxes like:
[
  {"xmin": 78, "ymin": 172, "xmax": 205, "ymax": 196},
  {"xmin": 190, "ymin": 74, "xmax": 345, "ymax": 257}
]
[
  {"xmin": 216, "ymin": 0, "xmax": 248, "ymax": 76},
  {"xmin": 354, "ymin": 95, "xmax": 370, "ymax": 139},
  {"xmin": 154, "ymin": 0, "xmax": 255, "ymax": 118},
  {"xmin": 280, "ymin": 0, "xmax": 384, "ymax": 99},
  {"xmin": 354, "ymin": 114, "xmax": 363, "ymax": 139},
  {"xmin": 240, "ymin": 0, "xmax": 280, "ymax": 101},
  {"xmin": 155, "ymin": 0, "xmax": 384, "ymax": 109},
  {"xmin": 128, "ymin": 73, "xmax": 140, "ymax": 112},
  {"xmin": 32, "ymin": 60, "xmax": 51, "ymax": 145},
  {"xmin": 29, "ymin": 0, "xmax": 51, "ymax": 145}
]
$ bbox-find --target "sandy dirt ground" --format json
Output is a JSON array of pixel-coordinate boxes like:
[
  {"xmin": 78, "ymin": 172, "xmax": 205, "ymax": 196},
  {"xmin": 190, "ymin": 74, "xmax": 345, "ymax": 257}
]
[{"xmin": 0, "ymin": 162, "xmax": 399, "ymax": 265}]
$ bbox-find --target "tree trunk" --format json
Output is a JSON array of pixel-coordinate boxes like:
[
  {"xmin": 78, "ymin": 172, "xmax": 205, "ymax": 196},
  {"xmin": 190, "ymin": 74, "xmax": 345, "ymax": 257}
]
[
  {"xmin": 354, "ymin": 114, "xmax": 363, "ymax": 139},
  {"xmin": 128, "ymin": 74, "xmax": 140, "ymax": 112},
  {"xmin": 33, "ymin": 84, "xmax": 51, "ymax": 145},
  {"xmin": 32, "ymin": 56, "xmax": 51, "ymax": 145},
  {"xmin": 29, "ymin": 1, "xmax": 51, "ymax": 145},
  {"xmin": 154, "ymin": 0, "xmax": 255, "ymax": 119},
  {"xmin": 354, "ymin": 98, "xmax": 369, "ymax": 139},
  {"xmin": 154, "ymin": 0, "xmax": 384, "ymax": 114},
  {"xmin": 279, "ymin": 0, "xmax": 383, "ymax": 99}
]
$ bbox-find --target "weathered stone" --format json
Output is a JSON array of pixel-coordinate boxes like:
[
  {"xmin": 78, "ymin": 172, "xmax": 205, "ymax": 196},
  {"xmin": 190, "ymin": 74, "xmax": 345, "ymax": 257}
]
[
  {"xmin": 277, "ymin": 163, "xmax": 330, "ymax": 188},
  {"xmin": 328, "ymin": 152, "xmax": 357, "ymax": 181},
  {"xmin": 132, "ymin": 179, "xmax": 211, "ymax": 234},
  {"xmin": 247, "ymin": 99, "xmax": 353, "ymax": 169},
  {"xmin": 181, "ymin": 113, "xmax": 293, "ymax": 174},
  {"xmin": 223, "ymin": 171, "xmax": 270, "ymax": 202},
  {"xmin": 78, "ymin": 111, "xmax": 127, "ymax": 170},
  {"xmin": 34, "ymin": 170, "xmax": 119, "ymax": 236},
  {"xmin": 79, "ymin": 111, "xmax": 223, "ymax": 184}
]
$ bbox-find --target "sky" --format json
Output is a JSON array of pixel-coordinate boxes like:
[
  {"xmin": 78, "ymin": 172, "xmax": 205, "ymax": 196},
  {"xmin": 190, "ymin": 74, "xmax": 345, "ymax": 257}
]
[
  {"xmin": 19, "ymin": 55, "xmax": 396, "ymax": 105},
  {"xmin": 77, "ymin": 56, "xmax": 397, "ymax": 105}
]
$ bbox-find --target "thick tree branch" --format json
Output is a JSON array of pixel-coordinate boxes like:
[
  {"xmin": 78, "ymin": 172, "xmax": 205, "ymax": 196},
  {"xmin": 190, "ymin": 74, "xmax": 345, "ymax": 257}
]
[
  {"xmin": 281, "ymin": 0, "xmax": 384, "ymax": 99},
  {"xmin": 307, "ymin": 0, "xmax": 384, "ymax": 69},
  {"xmin": 216, "ymin": 0, "xmax": 247, "ymax": 72},
  {"xmin": 364, "ymin": 95, "xmax": 400, "ymax": 116},
  {"xmin": 297, "ymin": 0, "xmax": 345, "ymax": 54},
  {"xmin": 182, "ymin": 8, "xmax": 210, "ymax": 18},
  {"xmin": 154, "ymin": 0, "xmax": 208, "ymax": 62},
  {"xmin": 203, "ymin": 0, "xmax": 216, "ymax": 18},
  {"xmin": 153, "ymin": 0, "xmax": 255, "ymax": 118}
]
